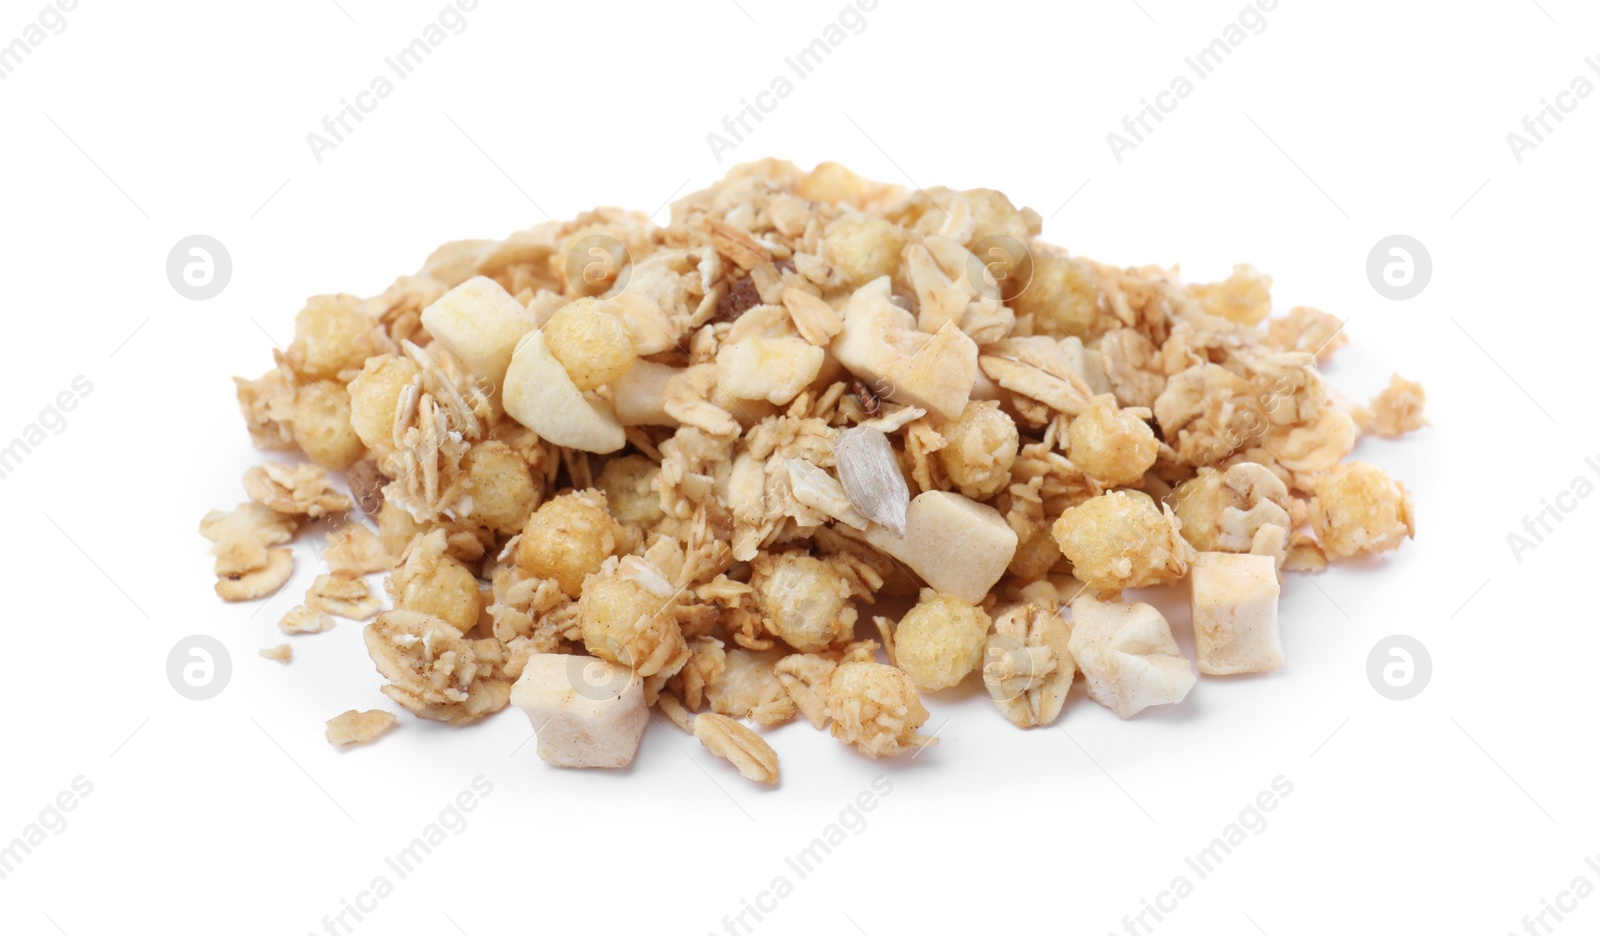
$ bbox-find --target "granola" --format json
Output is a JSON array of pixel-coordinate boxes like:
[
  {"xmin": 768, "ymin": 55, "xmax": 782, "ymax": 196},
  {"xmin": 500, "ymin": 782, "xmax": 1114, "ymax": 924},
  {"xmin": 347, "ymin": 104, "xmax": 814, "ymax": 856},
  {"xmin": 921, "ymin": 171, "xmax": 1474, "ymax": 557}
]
[
  {"xmin": 242, "ymin": 462, "xmax": 352, "ymax": 518},
  {"xmin": 201, "ymin": 159, "xmax": 1424, "ymax": 771},
  {"xmin": 983, "ymin": 602, "xmax": 1073, "ymax": 728}
]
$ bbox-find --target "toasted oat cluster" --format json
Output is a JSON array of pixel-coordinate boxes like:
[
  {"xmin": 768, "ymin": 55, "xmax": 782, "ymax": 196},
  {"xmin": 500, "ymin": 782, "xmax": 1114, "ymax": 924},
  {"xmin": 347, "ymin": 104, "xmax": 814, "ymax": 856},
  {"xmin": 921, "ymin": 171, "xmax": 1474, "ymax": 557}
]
[{"xmin": 202, "ymin": 159, "xmax": 1423, "ymax": 780}]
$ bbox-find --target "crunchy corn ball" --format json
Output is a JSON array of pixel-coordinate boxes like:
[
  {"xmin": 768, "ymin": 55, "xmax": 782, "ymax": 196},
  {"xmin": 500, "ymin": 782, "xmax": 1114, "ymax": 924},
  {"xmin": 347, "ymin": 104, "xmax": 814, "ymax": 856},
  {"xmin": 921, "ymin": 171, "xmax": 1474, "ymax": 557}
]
[
  {"xmin": 1009, "ymin": 251, "xmax": 1099, "ymax": 336},
  {"xmin": 893, "ymin": 590, "xmax": 991, "ymax": 692},
  {"xmin": 951, "ymin": 188, "xmax": 1037, "ymax": 247},
  {"xmin": 1355, "ymin": 373, "xmax": 1428, "ymax": 438},
  {"xmin": 1266, "ymin": 306, "xmax": 1347, "ymax": 360},
  {"xmin": 1068, "ymin": 395, "xmax": 1158, "ymax": 487},
  {"xmin": 292, "ymin": 380, "xmax": 365, "ymax": 470},
  {"xmin": 1308, "ymin": 461, "xmax": 1415, "ymax": 559},
  {"xmin": 377, "ymin": 500, "xmax": 424, "ymax": 556},
  {"xmin": 1195, "ymin": 263, "xmax": 1272, "ymax": 325},
  {"xmin": 821, "ymin": 213, "xmax": 905, "ymax": 288},
  {"xmin": 751, "ymin": 553, "xmax": 857, "ymax": 653},
  {"xmin": 1171, "ymin": 468, "xmax": 1230, "ymax": 552},
  {"xmin": 515, "ymin": 489, "xmax": 619, "ymax": 597},
  {"xmin": 579, "ymin": 556, "xmax": 689, "ymax": 677},
  {"xmin": 598, "ymin": 455, "xmax": 664, "ymax": 527},
  {"xmin": 797, "ymin": 161, "xmax": 874, "ymax": 205},
  {"xmin": 461, "ymin": 440, "xmax": 539, "ymax": 535},
  {"xmin": 387, "ymin": 530, "xmax": 481, "ymax": 632},
  {"xmin": 1052, "ymin": 491, "xmax": 1196, "ymax": 592},
  {"xmin": 1170, "ymin": 462, "xmax": 1292, "ymax": 553},
  {"xmin": 347, "ymin": 354, "xmax": 419, "ymax": 451},
  {"xmin": 827, "ymin": 661, "xmax": 934, "ymax": 758},
  {"xmin": 542, "ymin": 298, "xmax": 636, "ymax": 391},
  {"xmin": 939, "ymin": 400, "xmax": 1020, "ymax": 499},
  {"xmin": 1008, "ymin": 524, "xmax": 1063, "ymax": 580},
  {"xmin": 287, "ymin": 294, "xmax": 378, "ymax": 380}
]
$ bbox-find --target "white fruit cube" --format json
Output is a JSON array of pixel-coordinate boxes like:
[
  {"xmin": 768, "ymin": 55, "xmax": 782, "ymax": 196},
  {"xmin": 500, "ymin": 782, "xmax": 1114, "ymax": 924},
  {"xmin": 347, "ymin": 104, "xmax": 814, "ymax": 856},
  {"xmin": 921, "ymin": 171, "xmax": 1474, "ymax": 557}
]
[
  {"xmin": 419, "ymin": 276, "xmax": 538, "ymax": 393},
  {"xmin": 1068, "ymin": 595, "xmax": 1197, "ymax": 719},
  {"xmin": 612, "ymin": 360, "xmax": 682, "ymax": 428},
  {"xmin": 1190, "ymin": 552, "xmax": 1283, "ymax": 676},
  {"xmin": 831, "ymin": 277, "xmax": 978, "ymax": 419},
  {"xmin": 715, "ymin": 336, "xmax": 825, "ymax": 405},
  {"xmin": 511, "ymin": 653, "xmax": 648, "ymax": 769},
  {"xmin": 503, "ymin": 330, "xmax": 626, "ymax": 453},
  {"xmin": 866, "ymin": 491, "xmax": 1017, "ymax": 604}
]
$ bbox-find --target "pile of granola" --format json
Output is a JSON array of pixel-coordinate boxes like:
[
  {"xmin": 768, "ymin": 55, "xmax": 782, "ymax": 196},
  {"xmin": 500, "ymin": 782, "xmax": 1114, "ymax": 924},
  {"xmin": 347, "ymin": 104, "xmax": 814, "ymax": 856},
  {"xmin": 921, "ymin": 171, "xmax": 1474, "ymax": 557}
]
[{"xmin": 202, "ymin": 159, "xmax": 1423, "ymax": 782}]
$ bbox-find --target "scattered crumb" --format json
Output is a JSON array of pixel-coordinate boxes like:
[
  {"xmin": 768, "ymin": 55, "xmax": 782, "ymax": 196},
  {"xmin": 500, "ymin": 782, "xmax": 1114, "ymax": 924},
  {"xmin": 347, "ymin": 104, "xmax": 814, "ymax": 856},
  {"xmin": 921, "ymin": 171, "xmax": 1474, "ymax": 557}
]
[
  {"xmin": 325, "ymin": 709, "xmax": 397, "ymax": 746},
  {"xmin": 259, "ymin": 644, "xmax": 292, "ymax": 664}
]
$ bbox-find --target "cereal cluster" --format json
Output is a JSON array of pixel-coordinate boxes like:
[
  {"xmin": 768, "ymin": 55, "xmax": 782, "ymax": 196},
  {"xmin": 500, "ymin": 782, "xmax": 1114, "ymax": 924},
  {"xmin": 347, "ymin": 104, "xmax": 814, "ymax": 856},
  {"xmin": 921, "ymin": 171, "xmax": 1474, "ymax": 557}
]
[{"xmin": 202, "ymin": 159, "xmax": 1423, "ymax": 781}]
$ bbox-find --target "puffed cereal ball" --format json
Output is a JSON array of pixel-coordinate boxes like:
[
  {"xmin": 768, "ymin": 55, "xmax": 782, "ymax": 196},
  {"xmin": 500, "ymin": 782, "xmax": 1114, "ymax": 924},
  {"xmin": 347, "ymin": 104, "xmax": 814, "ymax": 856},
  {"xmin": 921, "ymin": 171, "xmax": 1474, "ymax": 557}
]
[
  {"xmin": 1051, "ymin": 491, "xmax": 1196, "ymax": 592},
  {"xmin": 939, "ymin": 401, "xmax": 1020, "ymax": 499},
  {"xmin": 1067, "ymin": 395, "xmax": 1158, "ymax": 488},
  {"xmin": 953, "ymin": 188, "xmax": 1039, "ymax": 250},
  {"xmin": 377, "ymin": 500, "xmax": 425, "ymax": 557},
  {"xmin": 393, "ymin": 553, "xmax": 480, "ymax": 633},
  {"xmin": 578, "ymin": 559, "xmax": 687, "ymax": 677},
  {"xmin": 542, "ymin": 298, "xmax": 636, "ymax": 391},
  {"xmin": 752, "ymin": 553, "xmax": 857, "ymax": 653},
  {"xmin": 821, "ymin": 214, "xmax": 905, "ymax": 288},
  {"xmin": 515, "ymin": 489, "xmax": 619, "ymax": 597},
  {"xmin": 1169, "ymin": 469, "xmax": 1230, "ymax": 552},
  {"xmin": 893, "ymin": 591, "xmax": 991, "ymax": 692},
  {"xmin": 292, "ymin": 380, "xmax": 366, "ymax": 470},
  {"xmin": 347, "ymin": 354, "xmax": 420, "ymax": 450},
  {"xmin": 461, "ymin": 441, "xmax": 539, "ymax": 535},
  {"xmin": 827, "ymin": 661, "xmax": 932, "ymax": 758},
  {"xmin": 1009, "ymin": 251, "xmax": 1100, "ymax": 337},
  {"xmin": 797, "ymin": 161, "xmax": 872, "ymax": 205},
  {"xmin": 1309, "ymin": 461, "xmax": 1414, "ymax": 559},
  {"xmin": 1008, "ymin": 525, "xmax": 1064, "ymax": 580},
  {"xmin": 287, "ymin": 294, "xmax": 377, "ymax": 380},
  {"xmin": 598, "ymin": 455, "xmax": 664, "ymax": 527},
  {"xmin": 1196, "ymin": 264, "xmax": 1273, "ymax": 326}
]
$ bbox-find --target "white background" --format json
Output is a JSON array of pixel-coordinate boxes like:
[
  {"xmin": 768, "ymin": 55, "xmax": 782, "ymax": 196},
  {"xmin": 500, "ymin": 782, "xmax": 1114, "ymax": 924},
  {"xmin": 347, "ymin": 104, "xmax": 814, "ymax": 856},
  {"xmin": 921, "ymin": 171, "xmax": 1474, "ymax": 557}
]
[{"xmin": 0, "ymin": 1, "xmax": 1594, "ymax": 934}]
